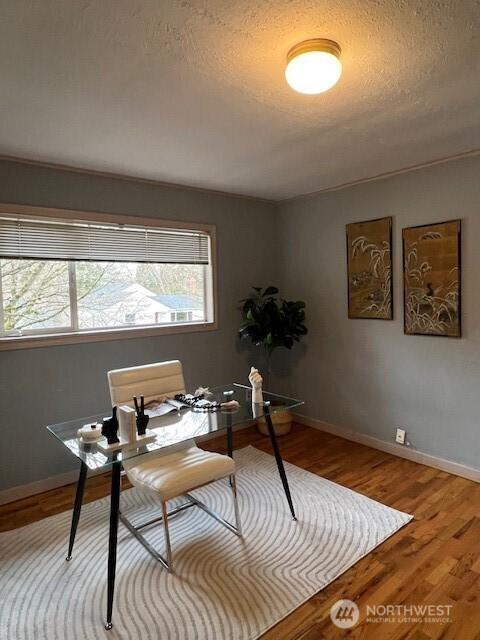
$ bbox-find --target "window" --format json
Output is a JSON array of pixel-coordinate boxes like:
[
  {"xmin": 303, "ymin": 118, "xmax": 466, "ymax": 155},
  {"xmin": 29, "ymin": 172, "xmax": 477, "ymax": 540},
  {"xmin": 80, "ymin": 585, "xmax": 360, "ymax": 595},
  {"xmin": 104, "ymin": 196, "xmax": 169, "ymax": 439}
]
[{"xmin": 0, "ymin": 206, "xmax": 216, "ymax": 348}]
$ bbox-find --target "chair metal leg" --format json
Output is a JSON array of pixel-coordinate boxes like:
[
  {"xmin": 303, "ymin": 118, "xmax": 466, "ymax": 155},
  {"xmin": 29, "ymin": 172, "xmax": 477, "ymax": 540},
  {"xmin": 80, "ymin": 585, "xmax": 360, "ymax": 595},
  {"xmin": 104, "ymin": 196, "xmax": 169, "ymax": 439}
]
[
  {"xmin": 66, "ymin": 460, "xmax": 87, "ymax": 561},
  {"xmin": 119, "ymin": 480, "xmax": 241, "ymax": 573},
  {"xmin": 185, "ymin": 489, "xmax": 242, "ymax": 537},
  {"xmin": 162, "ymin": 500, "xmax": 173, "ymax": 572},
  {"xmin": 230, "ymin": 474, "xmax": 242, "ymax": 536},
  {"xmin": 119, "ymin": 501, "xmax": 196, "ymax": 570}
]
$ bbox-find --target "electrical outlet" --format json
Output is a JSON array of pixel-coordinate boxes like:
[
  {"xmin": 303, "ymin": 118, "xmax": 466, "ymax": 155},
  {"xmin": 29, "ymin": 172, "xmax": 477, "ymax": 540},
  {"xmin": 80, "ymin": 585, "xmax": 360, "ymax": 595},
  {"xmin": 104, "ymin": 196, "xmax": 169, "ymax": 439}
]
[{"xmin": 395, "ymin": 428, "xmax": 406, "ymax": 445}]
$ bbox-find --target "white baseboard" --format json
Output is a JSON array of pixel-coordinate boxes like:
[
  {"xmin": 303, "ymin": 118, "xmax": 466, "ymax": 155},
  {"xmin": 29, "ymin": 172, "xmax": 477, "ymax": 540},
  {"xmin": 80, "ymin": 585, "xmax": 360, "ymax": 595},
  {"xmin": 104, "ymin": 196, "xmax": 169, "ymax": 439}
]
[
  {"xmin": 293, "ymin": 413, "xmax": 480, "ymax": 483},
  {"xmin": 0, "ymin": 421, "xmax": 252, "ymax": 506},
  {"xmin": 0, "ymin": 469, "xmax": 84, "ymax": 506}
]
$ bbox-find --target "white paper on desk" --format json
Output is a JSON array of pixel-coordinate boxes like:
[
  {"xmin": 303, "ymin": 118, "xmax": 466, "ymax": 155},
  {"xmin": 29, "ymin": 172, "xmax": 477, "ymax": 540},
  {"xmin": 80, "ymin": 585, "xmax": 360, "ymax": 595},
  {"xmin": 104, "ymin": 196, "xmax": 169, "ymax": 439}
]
[
  {"xmin": 144, "ymin": 398, "xmax": 188, "ymax": 418},
  {"xmin": 165, "ymin": 398, "xmax": 188, "ymax": 410}
]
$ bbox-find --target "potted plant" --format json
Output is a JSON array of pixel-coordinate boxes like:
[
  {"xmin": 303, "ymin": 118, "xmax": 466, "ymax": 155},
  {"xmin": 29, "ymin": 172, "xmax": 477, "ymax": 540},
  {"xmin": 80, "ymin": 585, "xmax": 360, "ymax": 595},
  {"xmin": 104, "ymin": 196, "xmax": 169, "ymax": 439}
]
[{"xmin": 238, "ymin": 286, "xmax": 307, "ymax": 435}]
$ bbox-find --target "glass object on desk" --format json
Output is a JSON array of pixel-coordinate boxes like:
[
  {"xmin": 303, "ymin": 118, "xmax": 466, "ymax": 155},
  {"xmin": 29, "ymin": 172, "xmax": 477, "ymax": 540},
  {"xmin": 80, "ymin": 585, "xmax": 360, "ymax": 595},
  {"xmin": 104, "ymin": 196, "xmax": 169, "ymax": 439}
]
[{"xmin": 46, "ymin": 383, "xmax": 303, "ymax": 471}]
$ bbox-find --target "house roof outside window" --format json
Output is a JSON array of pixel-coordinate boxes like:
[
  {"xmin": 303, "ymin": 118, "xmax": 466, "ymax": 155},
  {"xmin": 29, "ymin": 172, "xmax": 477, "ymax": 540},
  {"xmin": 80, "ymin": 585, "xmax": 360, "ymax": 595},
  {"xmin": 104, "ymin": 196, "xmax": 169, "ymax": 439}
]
[{"xmin": 152, "ymin": 294, "xmax": 202, "ymax": 311}]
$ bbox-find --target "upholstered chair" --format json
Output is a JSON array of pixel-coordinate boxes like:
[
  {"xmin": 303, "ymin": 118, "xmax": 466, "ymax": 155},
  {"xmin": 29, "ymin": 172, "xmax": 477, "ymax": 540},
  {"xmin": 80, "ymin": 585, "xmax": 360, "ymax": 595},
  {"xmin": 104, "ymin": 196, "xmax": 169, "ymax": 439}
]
[{"xmin": 107, "ymin": 360, "xmax": 242, "ymax": 571}]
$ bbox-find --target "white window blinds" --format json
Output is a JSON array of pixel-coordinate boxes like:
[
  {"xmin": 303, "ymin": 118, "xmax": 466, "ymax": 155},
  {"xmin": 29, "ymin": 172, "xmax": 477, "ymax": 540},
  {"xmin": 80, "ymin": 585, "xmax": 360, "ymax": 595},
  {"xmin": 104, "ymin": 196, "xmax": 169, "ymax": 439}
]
[{"xmin": 0, "ymin": 216, "xmax": 210, "ymax": 264}]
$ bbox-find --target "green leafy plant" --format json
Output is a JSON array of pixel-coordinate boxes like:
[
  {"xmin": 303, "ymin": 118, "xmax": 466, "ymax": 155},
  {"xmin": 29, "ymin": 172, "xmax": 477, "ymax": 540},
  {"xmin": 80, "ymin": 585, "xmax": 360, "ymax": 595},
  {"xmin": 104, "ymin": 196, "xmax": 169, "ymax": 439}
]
[{"xmin": 239, "ymin": 286, "xmax": 307, "ymax": 385}]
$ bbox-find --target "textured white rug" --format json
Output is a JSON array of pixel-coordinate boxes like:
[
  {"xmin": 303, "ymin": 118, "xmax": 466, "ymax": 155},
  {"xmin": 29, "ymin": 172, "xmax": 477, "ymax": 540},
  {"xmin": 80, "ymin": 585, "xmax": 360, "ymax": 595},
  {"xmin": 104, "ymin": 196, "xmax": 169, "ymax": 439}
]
[{"xmin": 0, "ymin": 446, "xmax": 412, "ymax": 640}]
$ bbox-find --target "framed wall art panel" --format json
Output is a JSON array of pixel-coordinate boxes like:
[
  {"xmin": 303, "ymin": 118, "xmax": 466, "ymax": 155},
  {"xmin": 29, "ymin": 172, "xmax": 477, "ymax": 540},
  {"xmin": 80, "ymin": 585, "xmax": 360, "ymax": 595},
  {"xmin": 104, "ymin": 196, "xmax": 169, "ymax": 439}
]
[
  {"xmin": 346, "ymin": 216, "xmax": 393, "ymax": 320},
  {"xmin": 402, "ymin": 220, "xmax": 461, "ymax": 337}
]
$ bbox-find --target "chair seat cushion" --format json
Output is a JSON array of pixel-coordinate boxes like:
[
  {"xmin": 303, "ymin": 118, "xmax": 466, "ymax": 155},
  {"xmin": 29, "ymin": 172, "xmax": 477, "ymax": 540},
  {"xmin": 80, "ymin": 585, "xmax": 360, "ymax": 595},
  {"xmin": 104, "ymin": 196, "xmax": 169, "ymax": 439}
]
[{"xmin": 124, "ymin": 445, "xmax": 235, "ymax": 501}]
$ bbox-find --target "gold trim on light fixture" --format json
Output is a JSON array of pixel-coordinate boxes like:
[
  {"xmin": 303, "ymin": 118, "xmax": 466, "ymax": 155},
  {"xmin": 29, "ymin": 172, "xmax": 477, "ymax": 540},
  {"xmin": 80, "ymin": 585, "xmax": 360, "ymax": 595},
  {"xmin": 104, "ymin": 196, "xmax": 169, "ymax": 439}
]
[{"xmin": 286, "ymin": 39, "xmax": 341, "ymax": 64}]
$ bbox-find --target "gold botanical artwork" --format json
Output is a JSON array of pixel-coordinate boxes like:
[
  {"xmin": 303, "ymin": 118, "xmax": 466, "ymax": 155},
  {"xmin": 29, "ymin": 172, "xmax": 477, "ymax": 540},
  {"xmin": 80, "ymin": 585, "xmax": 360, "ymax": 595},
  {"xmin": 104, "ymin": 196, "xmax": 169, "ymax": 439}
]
[
  {"xmin": 403, "ymin": 220, "xmax": 461, "ymax": 337},
  {"xmin": 346, "ymin": 217, "xmax": 392, "ymax": 319}
]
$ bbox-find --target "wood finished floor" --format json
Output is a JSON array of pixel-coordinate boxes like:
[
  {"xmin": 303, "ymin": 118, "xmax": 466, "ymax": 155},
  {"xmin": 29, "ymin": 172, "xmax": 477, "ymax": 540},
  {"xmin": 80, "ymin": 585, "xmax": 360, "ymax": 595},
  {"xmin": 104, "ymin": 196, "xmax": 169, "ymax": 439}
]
[{"xmin": 1, "ymin": 424, "xmax": 480, "ymax": 640}]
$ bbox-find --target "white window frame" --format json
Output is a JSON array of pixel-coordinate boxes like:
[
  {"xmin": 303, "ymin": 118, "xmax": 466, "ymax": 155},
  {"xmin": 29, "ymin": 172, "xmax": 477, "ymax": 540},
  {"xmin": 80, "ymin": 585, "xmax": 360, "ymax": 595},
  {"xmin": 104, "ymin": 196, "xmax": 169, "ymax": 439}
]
[{"xmin": 0, "ymin": 203, "xmax": 218, "ymax": 351}]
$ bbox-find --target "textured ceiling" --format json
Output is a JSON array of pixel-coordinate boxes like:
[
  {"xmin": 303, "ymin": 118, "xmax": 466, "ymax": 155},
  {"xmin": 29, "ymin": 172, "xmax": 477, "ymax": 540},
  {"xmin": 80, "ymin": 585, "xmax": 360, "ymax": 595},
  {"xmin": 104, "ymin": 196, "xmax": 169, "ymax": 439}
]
[{"xmin": 0, "ymin": 0, "xmax": 479, "ymax": 200}]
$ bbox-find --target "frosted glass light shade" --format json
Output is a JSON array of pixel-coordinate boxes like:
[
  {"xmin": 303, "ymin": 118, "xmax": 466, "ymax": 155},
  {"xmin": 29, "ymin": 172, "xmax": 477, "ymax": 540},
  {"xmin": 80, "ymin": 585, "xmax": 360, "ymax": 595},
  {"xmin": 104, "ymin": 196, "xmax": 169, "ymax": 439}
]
[{"xmin": 285, "ymin": 39, "xmax": 342, "ymax": 95}]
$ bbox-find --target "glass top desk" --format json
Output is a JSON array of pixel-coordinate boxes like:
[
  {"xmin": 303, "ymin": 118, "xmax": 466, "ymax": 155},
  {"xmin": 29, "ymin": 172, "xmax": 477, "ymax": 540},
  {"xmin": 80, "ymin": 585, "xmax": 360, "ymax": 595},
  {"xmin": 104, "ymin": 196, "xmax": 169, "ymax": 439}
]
[{"xmin": 47, "ymin": 383, "xmax": 303, "ymax": 630}]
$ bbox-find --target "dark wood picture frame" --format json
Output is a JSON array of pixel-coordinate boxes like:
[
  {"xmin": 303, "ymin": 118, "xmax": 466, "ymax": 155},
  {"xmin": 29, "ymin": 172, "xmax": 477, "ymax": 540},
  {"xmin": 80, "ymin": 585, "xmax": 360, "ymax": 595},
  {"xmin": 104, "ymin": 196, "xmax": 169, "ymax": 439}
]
[
  {"xmin": 346, "ymin": 216, "xmax": 393, "ymax": 320},
  {"xmin": 402, "ymin": 219, "xmax": 461, "ymax": 337}
]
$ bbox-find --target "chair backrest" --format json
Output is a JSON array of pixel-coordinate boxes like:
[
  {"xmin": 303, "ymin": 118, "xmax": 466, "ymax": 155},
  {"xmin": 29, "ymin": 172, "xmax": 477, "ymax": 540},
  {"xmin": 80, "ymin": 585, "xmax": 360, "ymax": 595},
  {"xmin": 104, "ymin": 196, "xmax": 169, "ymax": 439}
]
[{"xmin": 107, "ymin": 360, "xmax": 186, "ymax": 408}]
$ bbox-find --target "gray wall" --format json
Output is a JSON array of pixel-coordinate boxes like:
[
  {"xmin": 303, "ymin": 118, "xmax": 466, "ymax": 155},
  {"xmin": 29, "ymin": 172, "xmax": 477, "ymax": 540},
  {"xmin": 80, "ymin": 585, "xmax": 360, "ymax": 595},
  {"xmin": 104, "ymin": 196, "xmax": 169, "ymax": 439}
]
[
  {"xmin": 0, "ymin": 161, "xmax": 276, "ymax": 490},
  {"xmin": 276, "ymin": 154, "xmax": 480, "ymax": 470},
  {"xmin": 2, "ymin": 154, "xmax": 479, "ymax": 491}
]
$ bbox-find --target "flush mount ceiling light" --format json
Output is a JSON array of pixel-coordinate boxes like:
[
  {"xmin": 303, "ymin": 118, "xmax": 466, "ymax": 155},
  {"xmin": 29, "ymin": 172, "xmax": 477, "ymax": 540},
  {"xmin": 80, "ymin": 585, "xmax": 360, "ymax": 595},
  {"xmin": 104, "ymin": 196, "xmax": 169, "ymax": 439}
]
[{"xmin": 285, "ymin": 38, "xmax": 342, "ymax": 95}]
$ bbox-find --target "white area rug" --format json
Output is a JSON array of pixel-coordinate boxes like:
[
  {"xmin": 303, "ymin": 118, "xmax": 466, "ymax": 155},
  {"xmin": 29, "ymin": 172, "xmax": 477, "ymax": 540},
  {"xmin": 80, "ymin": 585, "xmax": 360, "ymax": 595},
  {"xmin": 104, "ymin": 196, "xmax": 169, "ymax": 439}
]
[{"xmin": 0, "ymin": 446, "xmax": 412, "ymax": 639}]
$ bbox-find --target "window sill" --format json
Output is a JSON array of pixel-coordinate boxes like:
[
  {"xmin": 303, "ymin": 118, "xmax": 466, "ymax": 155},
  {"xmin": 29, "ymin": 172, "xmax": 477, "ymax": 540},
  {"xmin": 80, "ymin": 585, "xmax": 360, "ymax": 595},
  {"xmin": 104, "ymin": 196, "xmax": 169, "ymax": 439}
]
[{"xmin": 0, "ymin": 321, "xmax": 218, "ymax": 351}]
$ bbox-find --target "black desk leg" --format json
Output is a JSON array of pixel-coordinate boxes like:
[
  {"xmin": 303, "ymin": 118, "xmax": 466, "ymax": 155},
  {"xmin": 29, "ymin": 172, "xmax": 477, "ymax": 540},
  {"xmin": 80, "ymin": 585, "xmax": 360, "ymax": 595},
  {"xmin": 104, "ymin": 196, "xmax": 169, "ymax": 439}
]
[
  {"xmin": 105, "ymin": 459, "xmax": 121, "ymax": 631},
  {"xmin": 226, "ymin": 413, "xmax": 234, "ymax": 486},
  {"xmin": 264, "ymin": 406, "xmax": 297, "ymax": 521},
  {"xmin": 227, "ymin": 418, "xmax": 233, "ymax": 458},
  {"xmin": 66, "ymin": 460, "xmax": 87, "ymax": 561}
]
